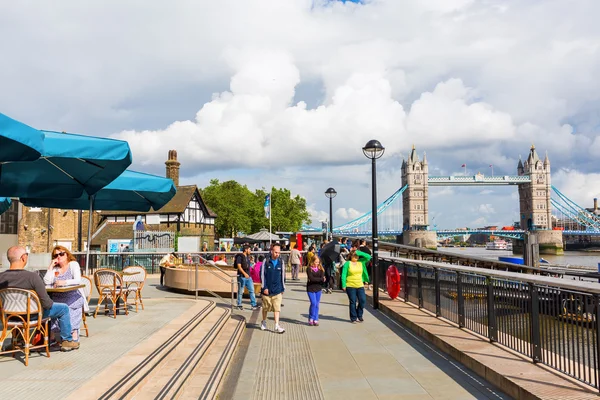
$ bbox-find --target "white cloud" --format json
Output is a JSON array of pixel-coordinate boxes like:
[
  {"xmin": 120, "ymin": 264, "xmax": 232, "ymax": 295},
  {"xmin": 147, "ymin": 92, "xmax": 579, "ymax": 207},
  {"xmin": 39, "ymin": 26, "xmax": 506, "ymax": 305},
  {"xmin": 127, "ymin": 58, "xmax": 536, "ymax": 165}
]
[
  {"xmin": 2, "ymin": 1, "xmax": 600, "ymax": 229},
  {"xmin": 335, "ymin": 207, "xmax": 363, "ymax": 220}
]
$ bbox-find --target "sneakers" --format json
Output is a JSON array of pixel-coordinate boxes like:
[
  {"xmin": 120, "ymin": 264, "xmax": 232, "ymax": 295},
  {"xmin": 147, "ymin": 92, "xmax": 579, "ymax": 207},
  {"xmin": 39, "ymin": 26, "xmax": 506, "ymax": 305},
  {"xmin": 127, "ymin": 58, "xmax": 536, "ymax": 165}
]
[
  {"xmin": 234, "ymin": 305, "xmax": 243, "ymax": 310},
  {"xmin": 309, "ymin": 319, "xmax": 314, "ymax": 326},
  {"xmin": 314, "ymin": 320, "xmax": 319, "ymax": 326},
  {"xmin": 327, "ymin": 288, "xmax": 333, "ymax": 294},
  {"xmin": 251, "ymin": 305, "xmax": 260, "ymax": 311},
  {"xmin": 351, "ymin": 320, "xmax": 358, "ymax": 324},
  {"xmin": 260, "ymin": 320, "xmax": 267, "ymax": 331},
  {"xmin": 274, "ymin": 324, "xmax": 285, "ymax": 334},
  {"xmin": 60, "ymin": 340, "xmax": 80, "ymax": 352},
  {"xmin": 358, "ymin": 318, "xmax": 364, "ymax": 323}
]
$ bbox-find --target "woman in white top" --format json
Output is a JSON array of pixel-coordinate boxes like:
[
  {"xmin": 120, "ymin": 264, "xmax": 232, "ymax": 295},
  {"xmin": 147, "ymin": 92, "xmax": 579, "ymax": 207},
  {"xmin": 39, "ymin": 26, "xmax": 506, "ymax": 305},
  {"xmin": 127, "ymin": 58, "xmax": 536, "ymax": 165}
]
[{"xmin": 43, "ymin": 246, "xmax": 87, "ymax": 342}]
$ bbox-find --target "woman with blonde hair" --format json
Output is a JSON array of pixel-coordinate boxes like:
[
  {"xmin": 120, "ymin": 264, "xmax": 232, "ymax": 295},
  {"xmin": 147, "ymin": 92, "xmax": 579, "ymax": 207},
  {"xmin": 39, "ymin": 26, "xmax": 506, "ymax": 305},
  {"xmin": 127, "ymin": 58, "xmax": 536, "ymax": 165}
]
[
  {"xmin": 340, "ymin": 249, "xmax": 372, "ymax": 323},
  {"xmin": 43, "ymin": 245, "xmax": 87, "ymax": 342},
  {"xmin": 306, "ymin": 256, "xmax": 325, "ymax": 326}
]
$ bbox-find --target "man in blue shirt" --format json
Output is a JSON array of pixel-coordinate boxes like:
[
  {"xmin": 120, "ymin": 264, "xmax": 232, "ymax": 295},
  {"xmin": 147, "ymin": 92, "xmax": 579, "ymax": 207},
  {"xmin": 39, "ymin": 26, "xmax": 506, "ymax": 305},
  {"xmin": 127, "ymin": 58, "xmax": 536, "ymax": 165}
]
[{"xmin": 260, "ymin": 243, "xmax": 286, "ymax": 333}]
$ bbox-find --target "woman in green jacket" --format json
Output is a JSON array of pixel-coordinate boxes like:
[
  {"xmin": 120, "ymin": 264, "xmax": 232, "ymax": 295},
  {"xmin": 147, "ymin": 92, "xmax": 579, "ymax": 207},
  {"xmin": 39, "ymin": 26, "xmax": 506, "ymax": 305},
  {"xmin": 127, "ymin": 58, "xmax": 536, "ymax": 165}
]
[{"xmin": 340, "ymin": 249, "xmax": 372, "ymax": 323}]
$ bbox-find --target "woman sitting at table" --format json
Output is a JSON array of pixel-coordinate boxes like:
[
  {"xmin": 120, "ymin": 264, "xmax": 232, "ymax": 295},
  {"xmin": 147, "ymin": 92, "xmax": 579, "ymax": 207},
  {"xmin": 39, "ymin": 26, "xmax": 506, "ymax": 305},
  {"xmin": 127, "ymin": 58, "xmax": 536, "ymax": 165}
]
[{"xmin": 43, "ymin": 245, "xmax": 87, "ymax": 342}]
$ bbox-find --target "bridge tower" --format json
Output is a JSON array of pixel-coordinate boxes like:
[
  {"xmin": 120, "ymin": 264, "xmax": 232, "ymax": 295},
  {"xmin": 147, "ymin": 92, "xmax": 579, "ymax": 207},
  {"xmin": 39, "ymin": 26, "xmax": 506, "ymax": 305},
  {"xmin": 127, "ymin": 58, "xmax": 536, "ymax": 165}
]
[
  {"xmin": 517, "ymin": 145, "xmax": 563, "ymax": 254},
  {"xmin": 401, "ymin": 146, "xmax": 437, "ymax": 249}
]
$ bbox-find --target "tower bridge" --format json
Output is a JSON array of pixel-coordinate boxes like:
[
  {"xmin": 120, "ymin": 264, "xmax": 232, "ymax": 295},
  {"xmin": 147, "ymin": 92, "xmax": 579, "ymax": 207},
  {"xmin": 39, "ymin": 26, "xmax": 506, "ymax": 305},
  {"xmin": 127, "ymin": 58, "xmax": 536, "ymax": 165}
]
[{"xmin": 330, "ymin": 145, "xmax": 600, "ymax": 255}]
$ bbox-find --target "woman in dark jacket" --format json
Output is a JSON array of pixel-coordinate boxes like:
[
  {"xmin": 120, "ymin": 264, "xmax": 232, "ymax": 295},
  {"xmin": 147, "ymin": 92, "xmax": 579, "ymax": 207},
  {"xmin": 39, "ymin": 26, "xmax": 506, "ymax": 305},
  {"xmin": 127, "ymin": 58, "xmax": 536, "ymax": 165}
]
[{"xmin": 306, "ymin": 256, "xmax": 325, "ymax": 326}]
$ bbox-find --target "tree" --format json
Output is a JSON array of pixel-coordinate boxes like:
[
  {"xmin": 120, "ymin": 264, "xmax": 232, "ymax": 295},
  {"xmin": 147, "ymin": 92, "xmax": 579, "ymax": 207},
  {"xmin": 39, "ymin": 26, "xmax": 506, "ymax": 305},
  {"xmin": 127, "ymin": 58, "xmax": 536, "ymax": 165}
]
[
  {"xmin": 253, "ymin": 187, "xmax": 311, "ymax": 232},
  {"xmin": 201, "ymin": 180, "xmax": 312, "ymax": 238},
  {"xmin": 200, "ymin": 179, "xmax": 255, "ymax": 238}
]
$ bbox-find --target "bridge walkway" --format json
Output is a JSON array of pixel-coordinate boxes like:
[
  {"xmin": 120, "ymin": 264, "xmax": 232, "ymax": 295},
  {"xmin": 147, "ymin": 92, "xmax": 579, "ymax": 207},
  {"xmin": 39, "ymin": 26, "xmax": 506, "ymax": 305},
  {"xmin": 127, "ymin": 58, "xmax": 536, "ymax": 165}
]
[{"xmin": 222, "ymin": 278, "xmax": 509, "ymax": 400}]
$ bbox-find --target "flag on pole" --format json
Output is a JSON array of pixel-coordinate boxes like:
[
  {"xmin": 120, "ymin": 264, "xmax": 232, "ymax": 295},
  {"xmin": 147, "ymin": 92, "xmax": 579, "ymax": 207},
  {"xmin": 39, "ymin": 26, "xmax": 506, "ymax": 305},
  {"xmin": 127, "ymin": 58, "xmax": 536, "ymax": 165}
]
[
  {"xmin": 264, "ymin": 194, "xmax": 271, "ymax": 218},
  {"xmin": 489, "ymin": 164, "xmax": 493, "ymax": 167},
  {"xmin": 461, "ymin": 164, "xmax": 466, "ymax": 167}
]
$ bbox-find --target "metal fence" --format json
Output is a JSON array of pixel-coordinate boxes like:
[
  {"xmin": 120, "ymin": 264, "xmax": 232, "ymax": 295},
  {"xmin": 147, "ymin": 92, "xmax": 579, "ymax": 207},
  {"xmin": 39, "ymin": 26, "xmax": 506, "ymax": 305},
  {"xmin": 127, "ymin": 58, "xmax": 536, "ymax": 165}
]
[
  {"xmin": 72, "ymin": 251, "xmax": 293, "ymax": 275},
  {"xmin": 377, "ymin": 256, "xmax": 600, "ymax": 392}
]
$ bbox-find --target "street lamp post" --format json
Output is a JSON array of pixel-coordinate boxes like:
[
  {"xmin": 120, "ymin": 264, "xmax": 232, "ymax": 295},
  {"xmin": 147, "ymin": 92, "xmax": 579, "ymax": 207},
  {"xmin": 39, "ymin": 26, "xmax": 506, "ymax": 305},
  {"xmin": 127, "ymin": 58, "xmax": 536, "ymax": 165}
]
[
  {"xmin": 325, "ymin": 187, "xmax": 337, "ymax": 239},
  {"xmin": 363, "ymin": 139, "xmax": 385, "ymax": 309}
]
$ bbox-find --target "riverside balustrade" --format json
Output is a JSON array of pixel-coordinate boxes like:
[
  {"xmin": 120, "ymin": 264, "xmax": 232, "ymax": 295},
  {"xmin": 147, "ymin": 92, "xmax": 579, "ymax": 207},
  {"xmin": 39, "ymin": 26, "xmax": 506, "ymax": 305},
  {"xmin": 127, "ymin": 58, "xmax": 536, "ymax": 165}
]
[{"xmin": 377, "ymin": 255, "xmax": 600, "ymax": 392}]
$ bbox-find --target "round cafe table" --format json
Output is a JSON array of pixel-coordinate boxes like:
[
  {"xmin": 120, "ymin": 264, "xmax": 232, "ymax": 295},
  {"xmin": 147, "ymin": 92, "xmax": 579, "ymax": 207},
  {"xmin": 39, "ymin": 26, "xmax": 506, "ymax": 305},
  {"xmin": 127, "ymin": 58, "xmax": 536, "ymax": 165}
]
[{"xmin": 46, "ymin": 284, "xmax": 85, "ymax": 293}]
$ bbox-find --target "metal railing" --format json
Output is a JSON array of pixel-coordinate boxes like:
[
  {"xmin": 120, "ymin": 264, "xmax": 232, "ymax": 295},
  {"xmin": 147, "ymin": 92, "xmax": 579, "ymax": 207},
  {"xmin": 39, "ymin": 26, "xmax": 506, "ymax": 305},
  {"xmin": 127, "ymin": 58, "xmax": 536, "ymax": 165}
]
[
  {"xmin": 377, "ymin": 255, "xmax": 600, "ymax": 391},
  {"xmin": 72, "ymin": 251, "xmax": 293, "ymax": 275}
]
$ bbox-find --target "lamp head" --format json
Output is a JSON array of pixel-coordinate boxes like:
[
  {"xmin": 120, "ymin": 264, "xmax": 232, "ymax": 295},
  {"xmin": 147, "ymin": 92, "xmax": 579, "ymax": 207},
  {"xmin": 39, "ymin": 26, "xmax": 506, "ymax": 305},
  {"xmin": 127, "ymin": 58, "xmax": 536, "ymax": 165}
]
[
  {"xmin": 362, "ymin": 139, "xmax": 385, "ymax": 160},
  {"xmin": 325, "ymin": 187, "xmax": 337, "ymax": 199}
]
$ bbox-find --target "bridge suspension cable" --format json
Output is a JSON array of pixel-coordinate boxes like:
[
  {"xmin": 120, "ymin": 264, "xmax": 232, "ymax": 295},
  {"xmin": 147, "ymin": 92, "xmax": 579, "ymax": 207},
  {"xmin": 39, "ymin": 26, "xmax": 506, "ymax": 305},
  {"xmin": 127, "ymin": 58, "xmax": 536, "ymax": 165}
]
[
  {"xmin": 334, "ymin": 185, "xmax": 408, "ymax": 233},
  {"xmin": 551, "ymin": 185, "xmax": 600, "ymax": 230}
]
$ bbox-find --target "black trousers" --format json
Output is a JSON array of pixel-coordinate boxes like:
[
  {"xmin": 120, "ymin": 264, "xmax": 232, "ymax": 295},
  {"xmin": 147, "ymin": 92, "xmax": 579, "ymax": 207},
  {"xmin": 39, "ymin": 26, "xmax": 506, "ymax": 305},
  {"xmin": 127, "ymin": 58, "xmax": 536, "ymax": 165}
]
[{"xmin": 160, "ymin": 266, "xmax": 166, "ymax": 286}]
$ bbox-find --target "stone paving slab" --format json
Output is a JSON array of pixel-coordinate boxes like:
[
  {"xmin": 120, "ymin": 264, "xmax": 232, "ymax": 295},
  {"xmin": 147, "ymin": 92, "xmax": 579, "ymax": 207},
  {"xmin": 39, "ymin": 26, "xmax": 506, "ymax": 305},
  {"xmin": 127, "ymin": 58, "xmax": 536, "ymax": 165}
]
[
  {"xmin": 224, "ymin": 281, "xmax": 510, "ymax": 399},
  {"xmin": 375, "ymin": 294, "xmax": 600, "ymax": 400},
  {"xmin": 0, "ymin": 276, "xmax": 205, "ymax": 400}
]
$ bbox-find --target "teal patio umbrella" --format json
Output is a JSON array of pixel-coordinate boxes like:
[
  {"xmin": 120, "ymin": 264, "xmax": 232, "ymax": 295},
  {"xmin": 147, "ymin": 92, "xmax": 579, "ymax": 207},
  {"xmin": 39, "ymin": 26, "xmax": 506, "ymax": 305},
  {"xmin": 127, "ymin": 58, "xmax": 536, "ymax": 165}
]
[
  {"xmin": 0, "ymin": 130, "xmax": 132, "ymax": 198},
  {"xmin": 0, "ymin": 113, "xmax": 44, "ymax": 162},
  {"xmin": 0, "ymin": 197, "xmax": 11, "ymax": 215},
  {"xmin": 22, "ymin": 170, "xmax": 177, "ymax": 274}
]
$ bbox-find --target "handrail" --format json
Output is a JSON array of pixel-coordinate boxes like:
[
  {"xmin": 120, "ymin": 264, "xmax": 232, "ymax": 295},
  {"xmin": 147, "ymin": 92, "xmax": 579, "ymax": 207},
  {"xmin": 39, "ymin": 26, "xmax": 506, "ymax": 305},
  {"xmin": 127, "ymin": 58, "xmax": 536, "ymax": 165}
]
[
  {"xmin": 190, "ymin": 263, "xmax": 235, "ymax": 310},
  {"xmin": 377, "ymin": 254, "xmax": 600, "ymax": 390},
  {"xmin": 383, "ymin": 255, "xmax": 600, "ymax": 294}
]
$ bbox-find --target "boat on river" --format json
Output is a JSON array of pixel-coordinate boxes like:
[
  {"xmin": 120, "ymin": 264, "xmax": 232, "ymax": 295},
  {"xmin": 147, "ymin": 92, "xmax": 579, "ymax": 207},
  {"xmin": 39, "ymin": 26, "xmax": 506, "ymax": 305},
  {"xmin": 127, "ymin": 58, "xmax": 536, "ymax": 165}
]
[{"xmin": 486, "ymin": 239, "xmax": 513, "ymax": 251}]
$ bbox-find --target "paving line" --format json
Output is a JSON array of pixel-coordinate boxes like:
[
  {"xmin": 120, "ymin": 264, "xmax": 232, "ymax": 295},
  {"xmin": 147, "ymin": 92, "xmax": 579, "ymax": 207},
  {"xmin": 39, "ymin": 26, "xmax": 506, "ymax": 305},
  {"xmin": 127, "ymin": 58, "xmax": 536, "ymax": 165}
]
[{"xmin": 253, "ymin": 321, "xmax": 324, "ymax": 400}]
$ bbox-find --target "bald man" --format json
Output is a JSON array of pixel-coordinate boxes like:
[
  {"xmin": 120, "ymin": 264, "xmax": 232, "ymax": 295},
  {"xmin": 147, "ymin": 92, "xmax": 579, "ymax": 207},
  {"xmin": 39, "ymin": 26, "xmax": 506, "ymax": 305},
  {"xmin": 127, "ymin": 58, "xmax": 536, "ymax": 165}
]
[{"xmin": 0, "ymin": 246, "xmax": 79, "ymax": 351}]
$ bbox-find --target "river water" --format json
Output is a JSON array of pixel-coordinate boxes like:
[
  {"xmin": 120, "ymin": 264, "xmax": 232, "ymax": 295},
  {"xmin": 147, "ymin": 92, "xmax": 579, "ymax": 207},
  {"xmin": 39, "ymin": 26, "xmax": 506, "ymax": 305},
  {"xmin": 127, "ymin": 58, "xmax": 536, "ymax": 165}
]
[{"xmin": 440, "ymin": 246, "xmax": 599, "ymax": 269}]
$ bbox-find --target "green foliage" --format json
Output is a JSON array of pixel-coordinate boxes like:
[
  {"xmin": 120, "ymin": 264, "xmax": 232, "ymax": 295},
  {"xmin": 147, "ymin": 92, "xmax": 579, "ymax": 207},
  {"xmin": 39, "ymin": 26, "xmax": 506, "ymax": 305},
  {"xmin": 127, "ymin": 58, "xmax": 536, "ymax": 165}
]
[{"xmin": 200, "ymin": 180, "xmax": 311, "ymax": 238}]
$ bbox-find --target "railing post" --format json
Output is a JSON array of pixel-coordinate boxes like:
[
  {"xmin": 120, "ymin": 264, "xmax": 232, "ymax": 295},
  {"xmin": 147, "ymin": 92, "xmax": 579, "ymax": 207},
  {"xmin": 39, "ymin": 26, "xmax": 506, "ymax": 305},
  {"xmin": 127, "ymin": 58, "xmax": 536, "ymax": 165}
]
[
  {"xmin": 457, "ymin": 272, "xmax": 465, "ymax": 328},
  {"xmin": 417, "ymin": 266, "xmax": 423, "ymax": 308},
  {"xmin": 487, "ymin": 277, "xmax": 497, "ymax": 342},
  {"xmin": 403, "ymin": 264, "xmax": 409, "ymax": 302},
  {"xmin": 194, "ymin": 263, "xmax": 198, "ymax": 301},
  {"xmin": 529, "ymin": 284, "xmax": 542, "ymax": 363},
  {"xmin": 595, "ymin": 295, "xmax": 600, "ymax": 393},
  {"xmin": 435, "ymin": 268, "xmax": 441, "ymax": 317}
]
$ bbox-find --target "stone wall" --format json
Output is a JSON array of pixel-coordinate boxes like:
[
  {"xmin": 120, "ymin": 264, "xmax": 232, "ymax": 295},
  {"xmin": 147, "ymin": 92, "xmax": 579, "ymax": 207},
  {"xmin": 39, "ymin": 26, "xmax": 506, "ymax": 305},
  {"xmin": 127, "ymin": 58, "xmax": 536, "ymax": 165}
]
[
  {"xmin": 402, "ymin": 231, "xmax": 438, "ymax": 250},
  {"xmin": 18, "ymin": 206, "xmax": 100, "ymax": 253}
]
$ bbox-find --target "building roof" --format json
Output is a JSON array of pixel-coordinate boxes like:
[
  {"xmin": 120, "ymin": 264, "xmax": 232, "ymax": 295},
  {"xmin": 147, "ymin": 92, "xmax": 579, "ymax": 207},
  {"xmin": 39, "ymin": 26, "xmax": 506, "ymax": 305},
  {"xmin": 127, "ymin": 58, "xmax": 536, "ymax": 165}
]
[
  {"xmin": 91, "ymin": 222, "xmax": 135, "ymax": 246},
  {"xmin": 99, "ymin": 185, "xmax": 217, "ymax": 218}
]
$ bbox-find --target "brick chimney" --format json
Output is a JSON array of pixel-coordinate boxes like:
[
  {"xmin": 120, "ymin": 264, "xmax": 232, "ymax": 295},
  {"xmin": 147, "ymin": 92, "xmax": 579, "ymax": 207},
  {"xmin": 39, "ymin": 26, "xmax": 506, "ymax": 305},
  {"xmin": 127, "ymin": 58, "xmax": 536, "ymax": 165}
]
[{"xmin": 165, "ymin": 150, "xmax": 180, "ymax": 187}]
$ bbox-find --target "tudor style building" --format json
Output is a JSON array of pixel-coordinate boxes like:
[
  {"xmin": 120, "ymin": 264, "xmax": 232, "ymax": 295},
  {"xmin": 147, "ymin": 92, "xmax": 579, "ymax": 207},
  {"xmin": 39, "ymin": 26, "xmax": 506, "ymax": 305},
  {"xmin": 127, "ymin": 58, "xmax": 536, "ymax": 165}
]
[
  {"xmin": 7, "ymin": 150, "xmax": 216, "ymax": 256},
  {"xmin": 91, "ymin": 150, "xmax": 217, "ymax": 251}
]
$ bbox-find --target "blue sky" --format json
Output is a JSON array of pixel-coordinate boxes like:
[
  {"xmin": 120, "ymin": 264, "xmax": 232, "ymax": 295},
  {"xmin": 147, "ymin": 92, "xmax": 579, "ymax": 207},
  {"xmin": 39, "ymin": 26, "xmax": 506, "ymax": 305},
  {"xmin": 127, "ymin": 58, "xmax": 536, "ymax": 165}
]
[{"xmin": 2, "ymin": 1, "xmax": 600, "ymax": 229}]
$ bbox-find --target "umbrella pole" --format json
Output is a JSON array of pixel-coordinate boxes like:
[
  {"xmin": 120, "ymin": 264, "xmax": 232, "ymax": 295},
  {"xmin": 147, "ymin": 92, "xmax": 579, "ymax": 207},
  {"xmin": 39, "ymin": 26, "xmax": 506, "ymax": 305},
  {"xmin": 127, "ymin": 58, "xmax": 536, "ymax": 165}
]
[{"xmin": 85, "ymin": 195, "xmax": 94, "ymax": 276}]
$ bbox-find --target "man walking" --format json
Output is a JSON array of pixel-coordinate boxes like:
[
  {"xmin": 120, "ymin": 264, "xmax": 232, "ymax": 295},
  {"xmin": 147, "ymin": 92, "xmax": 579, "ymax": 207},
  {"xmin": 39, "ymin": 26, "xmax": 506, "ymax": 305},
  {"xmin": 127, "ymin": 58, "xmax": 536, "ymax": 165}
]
[
  {"xmin": 260, "ymin": 243, "xmax": 286, "ymax": 333},
  {"xmin": 0, "ymin": 246, "xmax": 79, "ymax": 351},
  {"xmin": 289, "ymin": 243, "xmax": 302, "ymax": 280},
  {"xmin": 235, "ymin": 245, "xmax": 258, "ymax": 310}
]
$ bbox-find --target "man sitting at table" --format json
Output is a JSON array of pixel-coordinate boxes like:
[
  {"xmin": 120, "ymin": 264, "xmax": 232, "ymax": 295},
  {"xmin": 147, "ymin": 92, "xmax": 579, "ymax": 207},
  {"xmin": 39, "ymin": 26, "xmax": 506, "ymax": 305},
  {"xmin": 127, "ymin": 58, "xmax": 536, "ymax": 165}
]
[{"xmin": 0, "ymin": 246, "xmax": 79, "ymax": 351}]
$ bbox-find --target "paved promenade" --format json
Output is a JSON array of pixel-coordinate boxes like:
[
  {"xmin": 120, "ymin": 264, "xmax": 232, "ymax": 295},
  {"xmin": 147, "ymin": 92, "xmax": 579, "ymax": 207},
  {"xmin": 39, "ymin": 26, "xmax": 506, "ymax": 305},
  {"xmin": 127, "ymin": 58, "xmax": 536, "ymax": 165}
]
[
  {"xmin": 0, "ymin": 275, "xmax": 195, "ymax": 399},
  {"xmin": 223, "ymin": 279, "xmax": 510, "ymax": 400}
]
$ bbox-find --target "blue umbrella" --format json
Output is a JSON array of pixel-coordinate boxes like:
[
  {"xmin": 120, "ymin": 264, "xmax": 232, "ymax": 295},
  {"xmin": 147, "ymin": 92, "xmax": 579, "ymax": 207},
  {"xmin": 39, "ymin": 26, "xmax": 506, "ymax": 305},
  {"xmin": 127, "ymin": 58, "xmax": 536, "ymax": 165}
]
[
  {"xmin": 22, "ymin": 170, "xmax": 176, "ymax": 212},
  {"xmin": 0, "ymin": 130, "xmax": 132, "ymax": 198},
  {"xmin": 0, "ymin": 113, "xmax": 44, "ymax": 162},
  {"xmin": 0, "ymin": 197, "xmax": 11, "ymax": 215},
  {"xmin": 22, "ymin": 170, "xmax": 176, "ymax": 274}
]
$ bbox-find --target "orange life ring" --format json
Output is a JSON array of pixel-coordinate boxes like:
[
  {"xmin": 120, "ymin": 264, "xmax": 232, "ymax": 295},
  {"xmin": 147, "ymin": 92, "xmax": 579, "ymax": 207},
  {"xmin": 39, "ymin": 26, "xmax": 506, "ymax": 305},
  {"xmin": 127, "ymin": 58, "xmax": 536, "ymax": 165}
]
[{"xmin": 386, "ymin": 265, "xmax": 401, "ymax": 299}]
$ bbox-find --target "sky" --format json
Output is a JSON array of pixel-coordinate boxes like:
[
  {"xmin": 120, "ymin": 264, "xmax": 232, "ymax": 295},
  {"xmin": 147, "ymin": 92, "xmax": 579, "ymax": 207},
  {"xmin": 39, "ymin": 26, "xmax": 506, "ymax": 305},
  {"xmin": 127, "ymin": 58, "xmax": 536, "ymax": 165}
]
[{"xmin": 2, "ymin": 0, "xmax": 600, "ymax": 230}]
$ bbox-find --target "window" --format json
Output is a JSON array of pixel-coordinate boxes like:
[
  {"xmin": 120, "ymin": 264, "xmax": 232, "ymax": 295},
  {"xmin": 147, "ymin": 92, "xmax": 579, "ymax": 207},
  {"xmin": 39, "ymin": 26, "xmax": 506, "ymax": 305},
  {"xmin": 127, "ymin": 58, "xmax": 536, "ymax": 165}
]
[{"xmin": 0, "ymin": 200, "xmax": 18, "ymax": 234}]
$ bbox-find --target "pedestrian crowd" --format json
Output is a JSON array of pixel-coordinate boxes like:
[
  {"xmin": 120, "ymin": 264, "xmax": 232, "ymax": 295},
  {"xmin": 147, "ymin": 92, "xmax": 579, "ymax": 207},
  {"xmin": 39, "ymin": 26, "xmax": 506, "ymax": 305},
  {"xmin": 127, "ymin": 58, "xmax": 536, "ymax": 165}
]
[{"xmin": 233, "ymin": 237, "xmax": 373, "ymax": 333}]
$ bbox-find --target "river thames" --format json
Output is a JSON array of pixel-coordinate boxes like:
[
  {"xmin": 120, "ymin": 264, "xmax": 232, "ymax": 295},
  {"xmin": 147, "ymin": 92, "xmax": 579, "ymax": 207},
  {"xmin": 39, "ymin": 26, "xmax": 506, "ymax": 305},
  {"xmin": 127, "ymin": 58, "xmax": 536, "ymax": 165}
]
[{"xmin": 440, "ymin": 246, "xmax": 599, "ymax": 269}]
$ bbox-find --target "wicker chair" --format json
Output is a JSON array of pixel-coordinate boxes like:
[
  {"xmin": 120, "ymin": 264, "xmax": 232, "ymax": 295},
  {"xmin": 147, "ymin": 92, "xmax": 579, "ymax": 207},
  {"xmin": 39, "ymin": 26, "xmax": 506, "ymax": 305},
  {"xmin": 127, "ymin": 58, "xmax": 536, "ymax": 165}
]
[
  {"xmin": 93, "ymin": 269, "xmax": 128, "ymax": 318},
  {"xmin": 0, "ymin": 288, "xmax": 50, "ymax": 366},
  {"xmin": 81, "ymin": 276, "xmax": 93, "ymax": 336},
  {"xmin": 122, "ymin": 266, "xmax": 146, "ymax": 312}
]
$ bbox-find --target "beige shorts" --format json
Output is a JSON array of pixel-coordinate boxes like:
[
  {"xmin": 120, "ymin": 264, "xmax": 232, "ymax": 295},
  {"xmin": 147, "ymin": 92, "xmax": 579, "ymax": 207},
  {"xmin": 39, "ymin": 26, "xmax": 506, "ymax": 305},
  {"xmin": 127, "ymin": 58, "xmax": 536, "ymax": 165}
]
[{"xmin": 262, "ymin": 293, "xmax": 283, "ymax": 312}]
